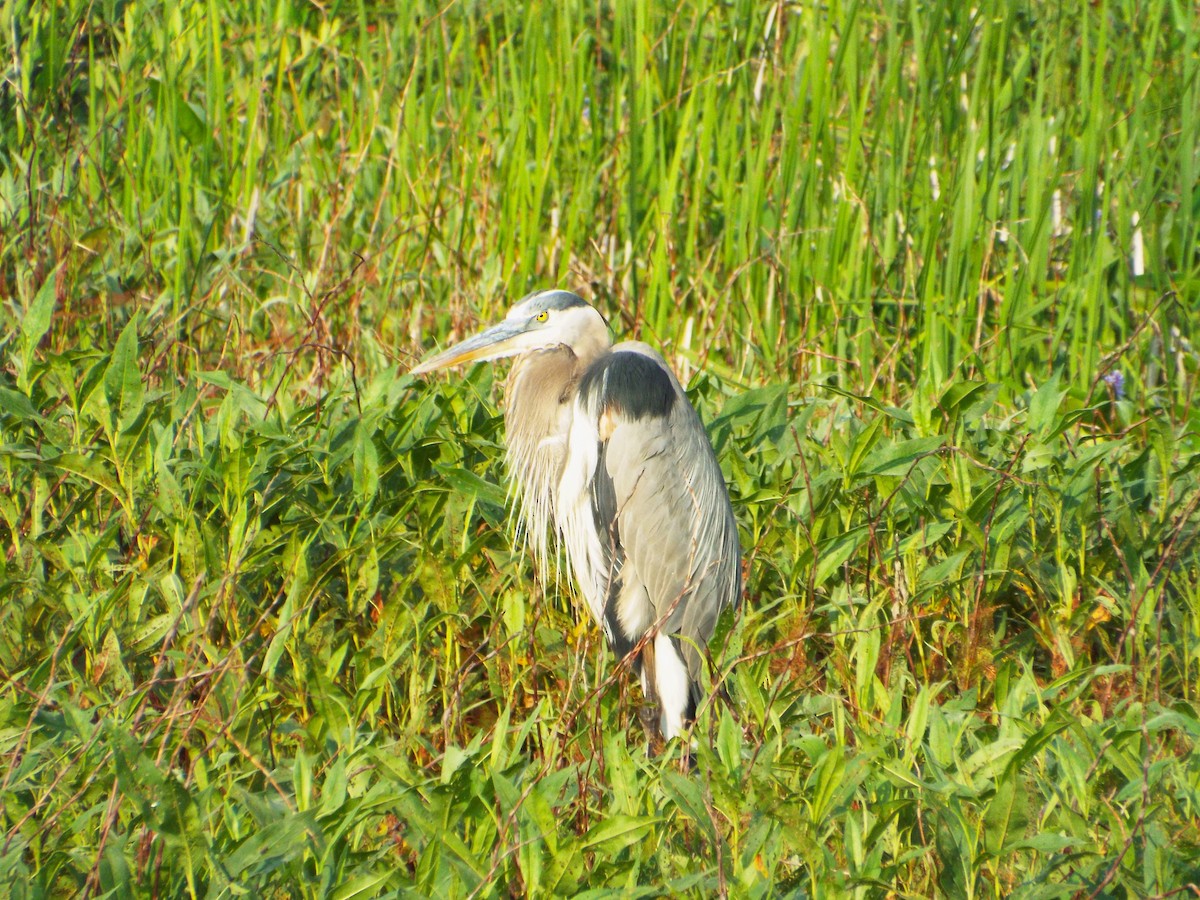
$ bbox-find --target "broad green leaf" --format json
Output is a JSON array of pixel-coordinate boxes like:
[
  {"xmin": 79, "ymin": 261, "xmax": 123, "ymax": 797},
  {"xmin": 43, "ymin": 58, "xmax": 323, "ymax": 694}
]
[
  {"xmin": 916, "ymin": 550, "xmax": 970, "ymax": 589},
  {"xmin": 148, "ymin": 77, "xmax": 208, "ymax": 148},
  {"xmin": 319, "ymin": 755, "xmax": 348, "ymax": 816},
  {"xmin": 96, "ymin": 629, "xmax": 133, "ymax": 695},
  {"xmin": 1007, "ymin": 833, "xmax": 1084, "ymax": 853},
  {"xmin": 1145, "ymin": 710, "xmax": 1200, "ymax": 738},
  {"xmin": 846, "ymin": 416, "xmax": 884, "ymax": 477},
  {"xmin": 821, "ymin": 384, "xmax": 915, "ymax": 425},
  {"xmin": 47, "ymin": 452, "xmax": 123, "ymax": 500},
  {"xmin": 1000, "ymin": 708, "xmax": 1075, "ymax": 783},
  {"xmin": 353, "ymin": 420, "xmax": 379, "ymax": 504},
  {"xmin": 581, "ymin": 814, "xmax": 661, "ymax": 853},
  {"xmin": 893, "ymin": 521, "xmax": 954, "ymax": 558},
  {"xmin": 716, "ymin": 706, "xmax": 741, "ymax": 772},
  {"xmin": 20, "ymin": 262, "xmax": 61, "ymax": 355},
  {"xmin": 814, "ymin": 526, "xmax": 867, "ymax": 586},
  {"xmin": 194, "ymin": 369, "xmax": 264, "ymax": 400},
  {"xmin": 104, "ymin": 316, "xmax": 144, "ymax": 434},
  {"xmin": 436, "ymin": 465, "xmax": 507, "ymax": 509},
  {"xmin": 129, "ymin": 613, "xmax": 175, "ymax": 651},
  {"xmin": 330, "ymin": 871, "xmax": 397, "ymax": 900},
  {"xmin": 441, "ymin": 744, "xmax": 472, "ymax": 784},
  {"xmin": 935, "ymin": 805, "xmax": 974, "ymax": 900},
  {"xmin": 1027, "ymin": 371, "xmax": 1066, "ymax": 436},
  {"xmin": 661, "ymin": 770, "xmax": 717, "ymax": 843},
  {"xmin": 224, "ymin": 812, "xmax": 318, "ymax": 877},
  {"xmin": 938, "ymin": 380, "xmax": 994, "ymax": 420},
  {"xmin": 862, "ymin": 435, "xmax": 946, "ymax": 476},
  {"xmin": 806, "ymin": 745, "xmax": 845, "ymax": 825},
  {"xmin": 983, "ymin": 770, "xmax": 1030, "ymax": 858},
  {"xmin": 905, "ymin": 685, "xmax": 935, "ymax": 758},
  {"xmin": 0, "ymin": 387, "xmax": 43, "ymax": 424}
]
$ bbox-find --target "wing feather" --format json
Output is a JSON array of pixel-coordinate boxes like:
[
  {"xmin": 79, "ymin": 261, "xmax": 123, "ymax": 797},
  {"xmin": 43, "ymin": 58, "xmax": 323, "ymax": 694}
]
[{"xmin": 577, "ymin": 343, "xmax": 741, "ymax": 686}]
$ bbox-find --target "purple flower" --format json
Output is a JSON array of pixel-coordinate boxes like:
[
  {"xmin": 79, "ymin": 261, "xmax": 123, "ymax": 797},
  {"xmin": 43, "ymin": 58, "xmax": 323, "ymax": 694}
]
[{"xmin": 1103, "ymin": 370, "xmax": 1125, "ymax": 399}]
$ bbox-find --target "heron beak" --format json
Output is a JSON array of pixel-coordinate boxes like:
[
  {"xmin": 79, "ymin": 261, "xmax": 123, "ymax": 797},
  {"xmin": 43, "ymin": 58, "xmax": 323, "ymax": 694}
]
[{"xmin": 410, "ymin": 319, "xmax": 530, "ymax": 375}]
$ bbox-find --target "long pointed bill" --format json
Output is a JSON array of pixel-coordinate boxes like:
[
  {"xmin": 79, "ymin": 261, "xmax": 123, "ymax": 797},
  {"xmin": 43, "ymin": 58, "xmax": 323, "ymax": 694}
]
[{"xmin": 410, "ymin": 320, "xmax": 530, "ymax": 375}]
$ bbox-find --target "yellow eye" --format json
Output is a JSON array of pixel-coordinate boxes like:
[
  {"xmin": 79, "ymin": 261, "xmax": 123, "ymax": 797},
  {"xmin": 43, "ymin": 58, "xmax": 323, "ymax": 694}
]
[{"xmin": 535, "ymin": 311, "xmax": 549, "ymax": 322}]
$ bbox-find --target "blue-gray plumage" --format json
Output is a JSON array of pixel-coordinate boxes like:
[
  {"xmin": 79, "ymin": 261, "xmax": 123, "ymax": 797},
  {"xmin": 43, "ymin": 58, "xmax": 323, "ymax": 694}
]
[{"xmin": 411, "ymin": 289, "xmax": 741, "ymax": 740}]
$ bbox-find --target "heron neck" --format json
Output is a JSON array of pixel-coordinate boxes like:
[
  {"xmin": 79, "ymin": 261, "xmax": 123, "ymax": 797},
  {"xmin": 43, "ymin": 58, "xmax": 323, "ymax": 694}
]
[{"xmin": 571, "ymin": 327, "xmax": 611, "ymax": 370}]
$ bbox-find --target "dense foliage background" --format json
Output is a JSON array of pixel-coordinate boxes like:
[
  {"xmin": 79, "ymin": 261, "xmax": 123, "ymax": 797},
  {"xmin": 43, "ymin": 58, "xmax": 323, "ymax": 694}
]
[{"xmin": 2, "ymin": 0, "xmax": 1198, "ymax": 895}]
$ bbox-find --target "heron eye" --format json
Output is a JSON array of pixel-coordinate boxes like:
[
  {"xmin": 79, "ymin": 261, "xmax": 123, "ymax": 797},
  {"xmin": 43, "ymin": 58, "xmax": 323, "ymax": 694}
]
[{"xmin": 534, "ymin": 311, "xmax": 549, "ymax": 322}]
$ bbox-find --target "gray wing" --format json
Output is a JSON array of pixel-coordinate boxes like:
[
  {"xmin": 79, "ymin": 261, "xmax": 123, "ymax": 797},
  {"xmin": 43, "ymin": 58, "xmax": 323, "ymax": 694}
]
[{"xmin": 578, "ymin": 343, "xmax": 741, "ymax": 683}]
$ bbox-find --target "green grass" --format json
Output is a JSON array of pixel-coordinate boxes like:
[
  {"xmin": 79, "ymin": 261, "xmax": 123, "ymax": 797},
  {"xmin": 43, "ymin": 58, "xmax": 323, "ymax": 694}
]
[{"xmin": 2, "ymin": 0, "xmax": 1199, "ymax": 895}]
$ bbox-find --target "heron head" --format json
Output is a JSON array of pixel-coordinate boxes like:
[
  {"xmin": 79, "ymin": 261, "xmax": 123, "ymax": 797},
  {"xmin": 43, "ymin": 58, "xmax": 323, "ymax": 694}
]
[{"xmin": 410, "ymin": 289, "xmax": 609, "ymax": 374}]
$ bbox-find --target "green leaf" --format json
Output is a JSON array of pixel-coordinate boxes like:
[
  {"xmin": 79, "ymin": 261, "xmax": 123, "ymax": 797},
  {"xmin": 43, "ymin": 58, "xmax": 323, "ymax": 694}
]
[
  {"xmin": 814, "ymin": 525, "xmax": 867, "ymax": 586},
  {"xmin": 104, "ymin": 316, "xmax": 145, "ymax": 434},
  {"xmin": 319, "ymin": 755, "xmax": 348, "ymax": 817},
  {"xmin": 935, "ymin": 805, "xmax": 974, "ymax": 900},
  {"xmin": 1000, "ymin": 707, "xmax": 1074, "ymax": 783},
  {"xmin": 148, "ymin": 77, "xmax": 208, "ymax": 148},
  {"xmin": 193, "ymin": 370, "xmax": 269, "ymax": 418},
  {"xmin": 983, "ymin": 770, "xmax": 1029, "ymax": 857},
  {"xmin": 21, "ymin": 261, "xmax": 61, "ymax": 353},
  {"xmin": 1027, "ymin": 371, "xmax": 1066, "ymax": 436},
  {"xmin": 330, "ymin": 871, "xmax": 397, "ymax": 900},
  {"xmin": 1007, "ymin": 833, "xmax": 1083, "ymax": 853},
  {"xmin": 892, "ymin": 521, "xmax": 954, "ymax": 559},
  {"xmin": 806, "ymin": 745, "xmax": 846, "ymax": 825},
  {"xmin": 224, "ymin": 812, "xmax": 319, "ymax": 877},
  {"xmin": 581, "ymin": 815, "xmax": 661, "ymax": 854},
  {"xmin": 861, "ymin": 435, "xmax": 946, "ymax": 477},
  {"xmin": 846, "ymin": 416, "xmax": 884, "ymax": 477},
  {"xmin": 96, "ymin": 629, "xmax": 133, "ymax": 695},
  {"xmin": 129, "ymin": 613, "xmax": 175, "ymax": 651},
  {"xmin": 0, "ymin": 387, "xmax": 43, "ymax": 424},
  {"xmin": 47, "ymin": 452, "xmax": 124, "ymax": 501},
  {"xmin": 436, "ymin": 465, "xmax": 507, "ymax": 509},
  {"xmin": 352, "ymin": 420, "xmax": 379, "ymax": 504},
  {"xmin": 661, "ymin": 770, "xmax": 716, "ymax": 843},
  {"xmin": 820, "ymin": 384, "xmax": 915, "ymax": 425},
  {"xmin": 716, "ymin": 707, "xmax": 741, "ymax": 772},
  {"xmin": 713, "ymin": 383, "xmax": 788, "ymax": 428},
  {"xmin": 916, "ymin": 550, "xmax": 970, "ymax": 589},
  {"xmin": 938, "ymin": 380, "xmax": 998, "ymax": 424}
]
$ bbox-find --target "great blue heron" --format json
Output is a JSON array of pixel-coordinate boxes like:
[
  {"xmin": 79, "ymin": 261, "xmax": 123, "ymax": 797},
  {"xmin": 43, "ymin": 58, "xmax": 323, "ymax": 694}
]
[{"xmin": 411, "ymin": 289, "xmax": 741, "ymax": 740}]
